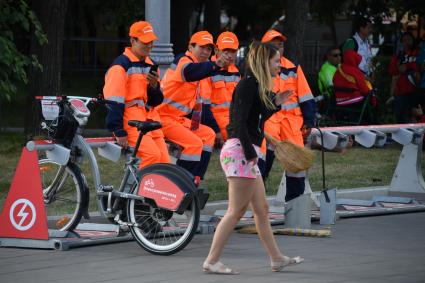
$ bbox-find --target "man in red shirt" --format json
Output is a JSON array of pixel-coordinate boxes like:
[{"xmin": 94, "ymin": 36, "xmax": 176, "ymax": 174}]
[{"xmin": 389, "ymin": 32, "xmax": 420, "ymax": 123}]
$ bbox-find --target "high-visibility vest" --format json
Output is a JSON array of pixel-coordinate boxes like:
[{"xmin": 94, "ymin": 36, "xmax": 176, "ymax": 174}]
[
  {"xmin": 158, "ymin": 51, "xmax": 210, "ymax": 118},
  {"xmin": 210, "ymin": 59, "xmax": 240, "ymax": 113},
  {"xmin": 103, "ymin": 48, "xmax": 156, "ymax": 122},
  {"xmin": 269, "ymin": 57, "xmax": 315, "ymax": 122}
]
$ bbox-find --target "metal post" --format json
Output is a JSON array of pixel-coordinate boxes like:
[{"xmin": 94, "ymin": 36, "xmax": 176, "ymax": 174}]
[
  {"xmin": 390, "ymin": 140, "xmax": 425, "ymax": 194},
  {"xmin": 145, "ymin": 0, "xmax": 174, "ymax": 78}
]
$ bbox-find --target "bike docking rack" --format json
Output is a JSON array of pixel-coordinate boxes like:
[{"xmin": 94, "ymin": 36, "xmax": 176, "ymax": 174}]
[
  {"xmin": 0, "ymin": 138, "xmax": 135, "ymax": 251},
  {"xmin": 0, "ymin": 136, "xmax": 215, "ymax": 251},
  {"xmin": 272, "ymin": 123, "xmax": 425, "ymax": 228},
  {"xmin": 2, "ymin": 96, "xmax": 212, "ymax": 254}
]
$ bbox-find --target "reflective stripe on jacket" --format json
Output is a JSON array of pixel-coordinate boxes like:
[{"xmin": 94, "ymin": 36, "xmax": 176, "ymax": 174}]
[
  {"xmin": 210, "ymin": 61, "xmax": 240, "ymax": 113},
  {"xmin": 158, "ymin": 51, "xmax": 210, "ymax": 117},
  {"xmin": 103, "ymin": 48, "xmax": 158, "ymax": 135},
  {"xmin": 269, "ymin": 57, "xmax": 315, "ymax": 123}
]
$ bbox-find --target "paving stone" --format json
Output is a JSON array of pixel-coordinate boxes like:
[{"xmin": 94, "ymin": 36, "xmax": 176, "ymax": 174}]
[{"xmin": 1, "ymin": 212, "xmax": 424, "ymax": 283}]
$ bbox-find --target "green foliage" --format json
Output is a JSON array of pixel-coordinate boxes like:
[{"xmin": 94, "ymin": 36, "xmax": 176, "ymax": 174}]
[
  {"xmin": 0, "ymin": 0, "xmax": 47, "ymax": 101},
  {"xmin": 85, "ymin": 0, "xmax": 145, "ymax": 32},
  {"xmin": 223, "ymin": 0, "xmax": 285, "ymax": 36},
  {"xmin": 311, "ymin": 0, "xmax": 348, "ymax": 25}
]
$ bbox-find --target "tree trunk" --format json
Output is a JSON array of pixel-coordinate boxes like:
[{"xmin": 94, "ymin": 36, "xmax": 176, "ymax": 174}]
[
  {"xmin": 171, "ymin": 0, "xmax": 196, "ymax": 54},
  {"xmin": 285, "ymin": 0, "xmax": 309, "ymax": 65},
  {"xmin": 26, "ymin": 0, "xmax": 68, "ymax": 138},
  {"xmin": 204, "ymin": 0, "xmax": 221, "ymax": 38}
]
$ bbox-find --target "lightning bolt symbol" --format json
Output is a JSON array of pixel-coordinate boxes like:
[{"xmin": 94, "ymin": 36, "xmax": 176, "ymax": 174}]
[{"xmin": 17, "ymin": 203, "xmax": 29, "ymax": 227}]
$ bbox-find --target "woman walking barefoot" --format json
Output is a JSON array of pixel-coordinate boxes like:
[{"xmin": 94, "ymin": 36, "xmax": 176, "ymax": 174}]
[{"xmin": 203, "ymin": 42, "xmax": 304, "ymax": 275}]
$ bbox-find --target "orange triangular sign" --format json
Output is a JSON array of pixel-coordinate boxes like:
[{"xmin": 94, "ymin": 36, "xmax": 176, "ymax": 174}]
[{"xmin": 0, "ymin": 148, "xmax": 48, "ymax": 240}]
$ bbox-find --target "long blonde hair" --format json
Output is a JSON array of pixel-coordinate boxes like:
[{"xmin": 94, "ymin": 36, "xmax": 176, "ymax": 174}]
[{"xmin": 247, "ymin": 42, "xmax": 279, "ymax": 110}]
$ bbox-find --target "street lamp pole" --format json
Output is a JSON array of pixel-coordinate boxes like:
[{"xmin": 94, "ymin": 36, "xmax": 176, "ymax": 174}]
[{"xmin": 145, "ymin": 0, "xmax": 174, "ymax": 78}]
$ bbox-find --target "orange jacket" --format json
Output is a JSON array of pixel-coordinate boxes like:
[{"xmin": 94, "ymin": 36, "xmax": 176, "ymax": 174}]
[
  {"xmin": 103, "ymin": 48, "xmax": 162, "ymax": 137},
  {"xmin": 270, "ymin": 57, "xmax": 316, "ymax": 127},
  {"xmin": 158, "ymin": 51, "xmax": 212, "ymax": 118},
  {"xmin": 210, "ymin": 56, "xmax": 240, "ymax": 113}
]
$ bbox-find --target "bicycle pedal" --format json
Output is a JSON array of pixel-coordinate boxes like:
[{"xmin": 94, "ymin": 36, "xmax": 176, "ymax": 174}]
[{"xmin": 99, "ymin": 184, "xmax": 114, "ymax": 192}]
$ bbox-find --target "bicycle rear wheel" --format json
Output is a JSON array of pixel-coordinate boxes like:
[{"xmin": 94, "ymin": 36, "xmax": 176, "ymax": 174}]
[
  {"xmin": 127, "ymin": 163, "xmax": 200, "ymax": 255},
  {"xmin": 38, "ymin": 159, "xmax": 88, "ymax": 231}
]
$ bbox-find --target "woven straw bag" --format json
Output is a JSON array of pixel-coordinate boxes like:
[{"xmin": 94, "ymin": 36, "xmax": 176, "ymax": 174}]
[{"xmin": 265, "ymin": 133, "xmax": 315, "ymax": 173}]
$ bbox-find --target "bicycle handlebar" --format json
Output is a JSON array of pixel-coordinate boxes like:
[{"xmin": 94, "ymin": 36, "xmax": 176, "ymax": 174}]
[{"xmin": 35, "ymin": 95, "xmax": 123, "ymax": 108}]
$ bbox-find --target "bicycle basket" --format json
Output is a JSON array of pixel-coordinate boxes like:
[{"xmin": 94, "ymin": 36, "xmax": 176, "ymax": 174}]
[{"xmin": 40, "ymin": 99, "xmax": 78, "ymax": 147}]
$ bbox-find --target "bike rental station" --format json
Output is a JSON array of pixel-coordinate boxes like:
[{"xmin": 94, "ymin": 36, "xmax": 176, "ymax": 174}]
[
  {"xmin": 0, "ymin": 96, "xmax": 210, "ymax": 254},
  {"xmin": 270, "ymin": 123, "xmax": 425, "ymax": 229},
  {"xmin": 1, "ymin": 96, "xmax": 425, "ymax": 253}
]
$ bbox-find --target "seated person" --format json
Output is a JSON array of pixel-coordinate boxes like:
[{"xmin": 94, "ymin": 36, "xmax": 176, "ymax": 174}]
[
  {"xmin": 318, "ymin": 46, "xmax": 341, "ymax": 99},
  {"xmin": 333, "ymin": 50, "xmax": 372, "ymax": 123},
  {"xmin": 318, "ymin": 46, "xmax": 341, "ymax": 114},
  {"xmin": 157, "ymin": 31, "xmax": 231, "ymax": 184}
]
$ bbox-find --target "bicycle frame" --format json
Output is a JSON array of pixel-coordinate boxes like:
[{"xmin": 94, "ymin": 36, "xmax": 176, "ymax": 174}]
[
  {"xmin": 31, "ymin": 96, "xmax": 124, "ymax": 218},
  {"xmin": 72, "ymin": 134, "xmax": 127, "ymax": 216},
  {"xmin": 28, "ymin": 96, "xmax": 209, "ymax": 255}
]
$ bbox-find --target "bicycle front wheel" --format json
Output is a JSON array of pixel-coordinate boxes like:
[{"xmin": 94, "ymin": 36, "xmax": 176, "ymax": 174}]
[{"xmin": 38, "ymin": 159, "xmax": 88, "ymax": 231}]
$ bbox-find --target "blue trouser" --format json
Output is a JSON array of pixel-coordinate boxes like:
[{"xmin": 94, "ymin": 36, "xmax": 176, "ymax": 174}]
[{"xmin": 285, "ymin": 176, "xmax": 306, "ymax": 202}]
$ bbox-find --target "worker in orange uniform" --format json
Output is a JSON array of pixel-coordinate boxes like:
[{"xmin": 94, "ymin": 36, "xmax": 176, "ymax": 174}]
[
  {"xmin": 103, "ymin": 21, "xmax": 169, "ymax": 168},
  {"xmin": 158, "ymin": 31, "xmax": 231, "ymax": 183},
  {"xmin": 261, "ymin": 29, "xmax": 317, "ymax": 202},
  {"xmin": 205, "ymin": 31, "xmax": 241, "ymax": 146}
]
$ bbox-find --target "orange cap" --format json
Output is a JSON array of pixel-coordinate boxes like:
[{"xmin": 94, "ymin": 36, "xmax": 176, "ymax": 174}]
[
  {"xmin": 129, "ymin": 21, "xmax": 157, "ymax": 43},
  {"xmin": 261, "ymin": 29, "xmax": 287, "ymax": 43},
  {"xmin": 216, "ymin": 31, "xmax": 239, "ymax": 50},
  {"xmin": 189, "ymin": 31, "xmax": 215, "ymax": 47}
]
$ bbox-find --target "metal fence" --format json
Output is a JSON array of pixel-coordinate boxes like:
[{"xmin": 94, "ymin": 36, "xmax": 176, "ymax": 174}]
[
  {"xmin": 62, "ymin": 37, "xmax": 333, "ymax": 76},
  {"xmin": 63, "ymin": 37, "xmax": 128, "ymax": 73},
  {"xmin": 303, "ymin": 41, "xmax": 334, "ymax": 76}
]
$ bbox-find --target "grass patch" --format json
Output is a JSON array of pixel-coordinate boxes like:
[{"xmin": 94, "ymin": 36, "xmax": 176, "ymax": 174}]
[
  {"xmin": 204, "ymin": 143, "xmax": 410, "ymax": 199},
  {"xmin": 1, "ymin": 132, "xmax": 424, "ymax": 213},
  {"xmin": 0, "ymin": 133, "xmax": 27, "ymax": 204}
]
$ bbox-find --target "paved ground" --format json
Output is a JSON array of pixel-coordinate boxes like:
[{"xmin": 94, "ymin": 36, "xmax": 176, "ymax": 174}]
[{"xmin": 1, "ymin": 212, "xmax": 425, "ymax": 283}]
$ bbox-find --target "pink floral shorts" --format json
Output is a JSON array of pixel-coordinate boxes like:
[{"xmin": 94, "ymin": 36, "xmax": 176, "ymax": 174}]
[{"xmin": 220, "ymin": 138, "xmax": 261, "ymax": 179}]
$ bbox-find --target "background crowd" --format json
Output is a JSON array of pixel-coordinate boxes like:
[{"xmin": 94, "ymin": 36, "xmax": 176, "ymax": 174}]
[{"xmin": 317, "ymin": 17, "xmax": 425, "ymax": 125}]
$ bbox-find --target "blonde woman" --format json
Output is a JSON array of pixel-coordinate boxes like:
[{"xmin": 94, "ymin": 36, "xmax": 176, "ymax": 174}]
[{"xmin": 203, "ymin": 42, "xmax": 304, "ymax": 275}]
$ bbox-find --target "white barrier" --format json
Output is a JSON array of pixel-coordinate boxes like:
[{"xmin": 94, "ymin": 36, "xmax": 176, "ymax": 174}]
[{"xmin": 274, "ymin": 123, "xmax": 425, "ymax": 219}]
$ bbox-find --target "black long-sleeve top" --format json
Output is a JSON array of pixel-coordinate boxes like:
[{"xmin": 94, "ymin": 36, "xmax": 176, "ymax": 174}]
[{"xmin": 226, "ymin": 75, "xmax": 279, "ymax": 160}]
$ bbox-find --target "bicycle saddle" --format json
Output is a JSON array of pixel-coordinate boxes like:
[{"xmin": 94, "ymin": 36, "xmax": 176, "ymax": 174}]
[{"xmin": 128, "ymin": 120, "xmax": 162, "ymax": 133}]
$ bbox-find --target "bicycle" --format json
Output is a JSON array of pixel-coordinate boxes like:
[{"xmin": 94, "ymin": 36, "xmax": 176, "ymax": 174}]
[{"xmin": 30, "ymin": 95, "xmax": 209, "ymax": 255}]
